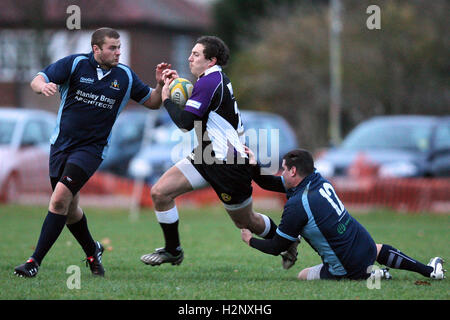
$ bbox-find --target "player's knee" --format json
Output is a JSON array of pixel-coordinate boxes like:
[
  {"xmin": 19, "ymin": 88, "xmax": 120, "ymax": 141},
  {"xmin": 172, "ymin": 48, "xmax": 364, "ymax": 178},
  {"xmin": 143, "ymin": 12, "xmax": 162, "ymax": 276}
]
[
  {"xmin": 150, "ymin": 183, "xmax": 161, "ymax": 200},
  {"xmin": 49, "ymin": 196, "xmax": 70, "ymax": 214},
  {"xmin": 66, "ymin": 205, "xmax": 83, "ymax": 225},
  {"xmin": 150, "ymin": 184, "xmax": 170, "ymax": 204},
  {"xmin": 49, "ymin": 182, "xmax": 74, "ymax": 214}
]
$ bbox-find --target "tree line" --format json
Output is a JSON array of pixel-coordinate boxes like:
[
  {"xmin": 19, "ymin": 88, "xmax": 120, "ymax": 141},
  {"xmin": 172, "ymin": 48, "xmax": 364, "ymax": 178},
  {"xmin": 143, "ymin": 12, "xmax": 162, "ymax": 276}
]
[{"xmin": 211, "ymin": 0, "xmax": 449, "ymax": 150}]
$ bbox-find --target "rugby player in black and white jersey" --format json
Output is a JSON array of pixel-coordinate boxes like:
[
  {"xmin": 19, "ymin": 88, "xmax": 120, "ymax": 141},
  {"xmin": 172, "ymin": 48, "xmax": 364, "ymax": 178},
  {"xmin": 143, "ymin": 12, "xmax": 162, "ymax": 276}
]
[{"xmin": 140, "ymin": 36, "xmax": 298, "ymax": 268}]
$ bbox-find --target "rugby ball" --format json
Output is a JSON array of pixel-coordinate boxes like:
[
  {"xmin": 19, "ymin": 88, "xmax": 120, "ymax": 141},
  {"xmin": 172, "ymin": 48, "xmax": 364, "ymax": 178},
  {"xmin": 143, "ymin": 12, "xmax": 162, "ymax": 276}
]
[{"xmin": 169, "ymin": 78, "xmax": 193, "ymax": 108}]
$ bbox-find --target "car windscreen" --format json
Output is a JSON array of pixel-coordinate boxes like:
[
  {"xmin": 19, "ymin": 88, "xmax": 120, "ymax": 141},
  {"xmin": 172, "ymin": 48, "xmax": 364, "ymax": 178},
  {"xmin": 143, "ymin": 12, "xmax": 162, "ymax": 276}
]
[
  {"xmin": 0, "ymin": 119, "xmax": 16, "ymax": 145},
  {"xmin": 341, "ymin": 121, "xmax": 433, "ymax": 152},
  {"xmin": 151, "ymin": 125, "xmax": 197, "ymax": 148},
  {"xmin": 111, "ymin": 120, "xmax": 144, "ymax": 144},
  {"xmin": 434, "ymin": 121, "xmax": 450, "ymax": 150}
]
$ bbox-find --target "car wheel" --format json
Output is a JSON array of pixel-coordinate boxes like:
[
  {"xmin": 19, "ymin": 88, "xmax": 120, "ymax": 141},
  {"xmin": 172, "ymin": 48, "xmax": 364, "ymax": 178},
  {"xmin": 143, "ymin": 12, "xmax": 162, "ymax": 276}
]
[{"xmin": 1, "ymin": 173, "xmax": 20, "ymax": 203}]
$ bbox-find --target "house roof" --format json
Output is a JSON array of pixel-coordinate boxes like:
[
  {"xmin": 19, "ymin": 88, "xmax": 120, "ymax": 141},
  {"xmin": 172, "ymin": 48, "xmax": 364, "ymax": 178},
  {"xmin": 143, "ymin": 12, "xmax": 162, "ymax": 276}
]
[{"xmin": 0, "ymin": 0, "xmax": 211, "ymax": 31}]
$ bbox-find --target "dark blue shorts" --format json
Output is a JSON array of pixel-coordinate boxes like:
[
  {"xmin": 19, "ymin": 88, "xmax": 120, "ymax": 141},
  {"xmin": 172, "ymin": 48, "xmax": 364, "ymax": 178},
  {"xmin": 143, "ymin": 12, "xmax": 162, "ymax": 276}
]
[
  {"xmin": 320, "ymin": 241, "xmax": 377, "ymax": 280},
  {"xmin": 49, "ymin": 145, "xmax": 102, "ymax": 194},
  {"xmin": 319, "ymin": 261, "xmax": 375, "ymax": 280}
]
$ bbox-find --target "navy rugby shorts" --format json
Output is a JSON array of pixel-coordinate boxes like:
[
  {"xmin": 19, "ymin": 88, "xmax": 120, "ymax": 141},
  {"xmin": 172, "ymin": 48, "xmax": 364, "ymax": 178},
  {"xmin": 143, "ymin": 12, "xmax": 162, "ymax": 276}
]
[{"xmin": 49, "ymin": 145, "xmax": 102, "ymax": 195}]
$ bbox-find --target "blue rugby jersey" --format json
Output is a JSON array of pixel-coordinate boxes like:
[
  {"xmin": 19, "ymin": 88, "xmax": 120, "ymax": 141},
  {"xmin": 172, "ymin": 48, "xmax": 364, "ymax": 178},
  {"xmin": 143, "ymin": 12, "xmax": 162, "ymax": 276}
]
[
  {"xmin": 277, "ymin": 171, "xmax": 377, "ymax": 277},
  {"xmin": 38, "ymin": 52, "xmax": 152, "ymax": 159}
]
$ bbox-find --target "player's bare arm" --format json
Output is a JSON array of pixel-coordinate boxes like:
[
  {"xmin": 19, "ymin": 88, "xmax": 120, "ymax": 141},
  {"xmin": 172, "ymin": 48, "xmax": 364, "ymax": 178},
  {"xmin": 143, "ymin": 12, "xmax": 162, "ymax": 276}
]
[
  {"xmin": 30, "ymin": 74, "xmax": 58, "ymax": 96},
  {"xmin": 160, "ymin": 69, "xmax": 197, "ymax": 130}
]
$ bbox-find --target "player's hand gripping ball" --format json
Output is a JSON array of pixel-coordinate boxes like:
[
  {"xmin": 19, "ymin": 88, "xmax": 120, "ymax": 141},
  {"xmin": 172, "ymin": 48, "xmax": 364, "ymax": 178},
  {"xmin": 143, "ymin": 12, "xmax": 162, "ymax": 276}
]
[{"xmin": 169, "ymin": 78, "xmax": 193, "ymax": 108}]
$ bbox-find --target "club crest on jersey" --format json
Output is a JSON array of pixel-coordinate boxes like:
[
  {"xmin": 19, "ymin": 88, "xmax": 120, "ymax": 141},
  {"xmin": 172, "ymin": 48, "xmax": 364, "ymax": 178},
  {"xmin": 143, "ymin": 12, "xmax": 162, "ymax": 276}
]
[
  {"xmin": 220, "ymin": 193, "xmax": 232, "ymax": 202},
  {"xmin": 110, "ymin": 80, "xmax": 120, "ymax": 90}
]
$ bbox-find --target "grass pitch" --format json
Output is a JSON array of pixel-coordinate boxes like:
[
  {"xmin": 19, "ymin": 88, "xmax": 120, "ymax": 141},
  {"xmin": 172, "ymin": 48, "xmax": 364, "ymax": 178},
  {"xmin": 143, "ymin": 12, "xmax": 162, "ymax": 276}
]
[{"xmin": 0, "ymin": 204, "xmax": 448, "ymax": 300}]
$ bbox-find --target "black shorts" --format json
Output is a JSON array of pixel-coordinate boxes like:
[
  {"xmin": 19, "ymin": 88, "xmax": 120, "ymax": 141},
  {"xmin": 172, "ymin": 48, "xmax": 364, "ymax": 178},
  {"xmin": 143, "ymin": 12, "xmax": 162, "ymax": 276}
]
[
  {"xmin": 189, "ymin": 157, "xmax": 253, "ymax": 206},
  {"xmin": 49, "ymin": 145, "xmax": 102, "ymax": 195}
]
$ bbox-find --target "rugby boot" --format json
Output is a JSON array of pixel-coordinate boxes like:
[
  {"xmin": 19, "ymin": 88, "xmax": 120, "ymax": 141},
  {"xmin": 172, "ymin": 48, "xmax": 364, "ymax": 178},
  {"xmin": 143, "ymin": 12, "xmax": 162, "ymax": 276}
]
[
  {"xmin": 141, "ymin": 247, "xmax": 184, "ymax": 266},
  {"xmin": 428, "ymin": 257, "xmax": 446, "ymax": 279},
  {"xmin": 85, "ymin": 240, "xmax": 105, "ymax": 276},
  {"xmin": 14, "ymin": 257, "xmax": 39, "ymax": 278}
]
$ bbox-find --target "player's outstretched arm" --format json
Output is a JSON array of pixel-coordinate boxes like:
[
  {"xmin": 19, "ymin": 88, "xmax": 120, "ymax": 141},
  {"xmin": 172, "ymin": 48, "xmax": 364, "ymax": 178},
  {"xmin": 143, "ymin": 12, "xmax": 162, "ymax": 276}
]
[
  {"xmin": 30, "ymin": 74, "xmax": 58, "ymax": 96},
  {"xmin": 241, "ymin": 229, "xmax": 292, "ymax": 256},
  {"xmin": 161, "ymin": 76, "xmax": 199, "ymax": 130},
  {"xmin": 143, "ymin": 83, "xmax": 163, "ymax": 109}
]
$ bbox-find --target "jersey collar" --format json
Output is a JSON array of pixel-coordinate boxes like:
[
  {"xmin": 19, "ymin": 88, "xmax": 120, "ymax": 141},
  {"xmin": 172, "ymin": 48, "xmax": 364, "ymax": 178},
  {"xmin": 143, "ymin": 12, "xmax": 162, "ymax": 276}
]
[
  {"xmin": 88, "ymin": 52, "xmax": 98, "ymax": 68},
  {"xmin": 88, "ymin": 52, "xmax": 112, "ymax": 80},
  {"xmin": 286, "ymin": 171, "xmax": 318, "ymax": 198},
  {"xmin": 199, "ymin": 65, "xmax": 222, "ymax": 78}
]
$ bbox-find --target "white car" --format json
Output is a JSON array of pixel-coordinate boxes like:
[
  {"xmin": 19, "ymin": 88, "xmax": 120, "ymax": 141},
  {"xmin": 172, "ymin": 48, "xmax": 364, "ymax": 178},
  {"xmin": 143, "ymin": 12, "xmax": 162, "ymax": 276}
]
[{"xmin": 0, "ymin": 108, "xmax": 56, "ymax": 203}]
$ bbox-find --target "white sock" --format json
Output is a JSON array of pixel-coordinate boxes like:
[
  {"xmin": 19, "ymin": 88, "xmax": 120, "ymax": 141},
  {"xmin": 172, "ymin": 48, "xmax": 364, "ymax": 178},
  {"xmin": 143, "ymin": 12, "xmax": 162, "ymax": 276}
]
[
  {"xmin": 256, "ymin": 213, "xmax": 271, "ymax": 238},
  {"xmin": 155, "ymin": 206, "xmax": 179, "ymax": 224}
]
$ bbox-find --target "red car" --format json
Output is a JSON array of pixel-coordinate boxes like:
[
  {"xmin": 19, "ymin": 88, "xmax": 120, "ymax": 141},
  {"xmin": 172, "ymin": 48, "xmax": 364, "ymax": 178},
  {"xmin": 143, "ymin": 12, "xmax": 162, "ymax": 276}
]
[{"xmin": 0, "ymin": 108, "xmax": 56, "ymax": 203}]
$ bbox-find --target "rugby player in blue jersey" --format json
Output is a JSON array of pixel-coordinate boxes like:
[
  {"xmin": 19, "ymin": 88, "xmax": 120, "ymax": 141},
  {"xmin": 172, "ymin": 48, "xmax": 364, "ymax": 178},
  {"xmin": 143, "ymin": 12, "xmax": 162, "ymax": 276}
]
[
  {"xmin": 14, "ymin": 27, "xmax": 172, "ymax": 278},
  {"xmin": 139, "ymin": 36, "xmax": 296, "ymax": 267},
  {"xmin": 241, "ymin": 147, "xmax": 445, "ymax": 280}
]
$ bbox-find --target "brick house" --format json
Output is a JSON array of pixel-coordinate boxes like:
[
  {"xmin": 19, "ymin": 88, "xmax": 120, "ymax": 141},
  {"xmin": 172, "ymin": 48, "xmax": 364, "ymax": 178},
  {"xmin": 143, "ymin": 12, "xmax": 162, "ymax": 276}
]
[{"xmin": 0, "ymin": 0, "xmax": 212, "ymax": 111}]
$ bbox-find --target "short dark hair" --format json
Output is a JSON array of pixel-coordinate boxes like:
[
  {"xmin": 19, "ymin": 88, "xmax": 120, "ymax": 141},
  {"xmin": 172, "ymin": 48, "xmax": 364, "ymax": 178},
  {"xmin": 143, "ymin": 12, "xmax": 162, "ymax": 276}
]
[
  {"xmin": 91, "ymin": 27, "xmax": 120, "ymax": 49},
  {"xmin": 283, "ymin": 149, "xmax": 315, "ymax": 177},
  {"xmin": 196, "ymin": 35, "xmax": 230, "ymax": 67}
]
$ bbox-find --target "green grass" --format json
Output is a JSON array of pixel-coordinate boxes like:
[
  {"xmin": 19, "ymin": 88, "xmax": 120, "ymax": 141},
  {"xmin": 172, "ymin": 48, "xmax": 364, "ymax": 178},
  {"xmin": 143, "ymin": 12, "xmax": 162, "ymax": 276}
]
[{"xmin": 0, "ymin": 204, "xmax": 449, "ymax": 300}]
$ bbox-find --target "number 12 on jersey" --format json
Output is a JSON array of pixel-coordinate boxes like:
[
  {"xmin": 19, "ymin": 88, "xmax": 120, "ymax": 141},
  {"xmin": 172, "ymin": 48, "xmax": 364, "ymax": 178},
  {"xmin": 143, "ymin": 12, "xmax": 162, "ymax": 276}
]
[{"xmin": 319, "ymin": 182, "xmax": 346, "ymax": 218}]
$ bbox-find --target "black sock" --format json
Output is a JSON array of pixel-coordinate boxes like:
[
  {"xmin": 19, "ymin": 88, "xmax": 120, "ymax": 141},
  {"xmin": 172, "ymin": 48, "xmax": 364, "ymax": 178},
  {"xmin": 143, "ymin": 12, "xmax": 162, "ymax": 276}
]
[
  {"xmin": 263, "ymin": 217, "xmax": 278, "ymax": 240},
  {"xmin": 31, "ymin": 211, "xmax": 67, "ymax": 265},
  {"xmin": 160, "ymin": 220, "xmax": 181, "ymax": 256},
  {"xmin": 66, "ymin": 213, "xmax": 96, "ymax": 257},
  {"xmin": 377, "ymin": 244, "xmax": 433, "ymax": 277}
]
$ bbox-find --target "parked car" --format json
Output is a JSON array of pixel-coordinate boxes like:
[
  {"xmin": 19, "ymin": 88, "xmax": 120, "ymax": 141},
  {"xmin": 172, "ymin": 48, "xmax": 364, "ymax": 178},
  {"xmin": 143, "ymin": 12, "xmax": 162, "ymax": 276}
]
[
  {"xmin": 98, "ymin": 108, "xmax": 165, "ymax": 177},
  {"xmin": 315, "ymin": 115, "xmax": 450, "ymax": 178},
  {"xmin": 0, "ymin": 108, "xmax": 56, "ymax": 202},
  {"xmin": 128, "ymin": 110, "xmax": 299, "ymax": 184}
]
